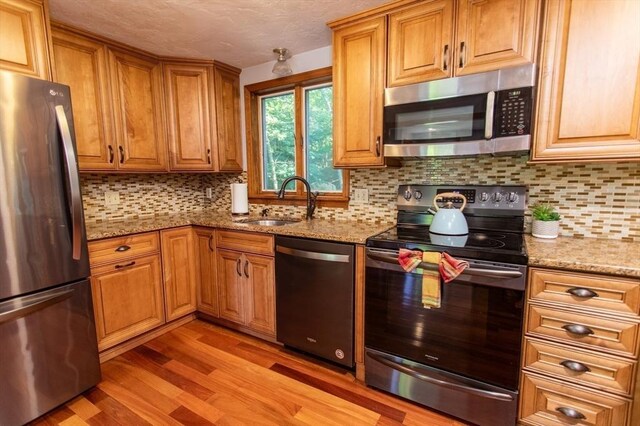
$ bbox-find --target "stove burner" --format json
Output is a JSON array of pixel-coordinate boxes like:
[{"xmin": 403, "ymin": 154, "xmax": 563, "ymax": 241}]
[{"xmin": 468, "ymin": 233, "xmax": 507, "ymax": 249}]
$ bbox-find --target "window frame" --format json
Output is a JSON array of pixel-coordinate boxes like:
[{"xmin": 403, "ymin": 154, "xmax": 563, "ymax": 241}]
[{"xmin": 245, "ymin": 67, "xmax": 349, "ymax": 208}]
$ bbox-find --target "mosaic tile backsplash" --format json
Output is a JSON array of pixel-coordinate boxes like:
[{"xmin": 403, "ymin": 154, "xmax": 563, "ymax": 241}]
[{"xmin": 82, "ymin": 154, "xmax": 640, "ymax": 241}]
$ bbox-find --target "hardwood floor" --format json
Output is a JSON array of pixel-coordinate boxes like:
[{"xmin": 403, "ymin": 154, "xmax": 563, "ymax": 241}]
[{"xmin": 32, "ymin": 320, "xmax": 467, "ymax": 425}]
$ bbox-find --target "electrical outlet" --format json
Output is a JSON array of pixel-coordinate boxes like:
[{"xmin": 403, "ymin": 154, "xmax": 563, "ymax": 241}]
[
  {"xmin": 353, "ymin": 188, "xmax": 369, "ymax": 203},
  {"xmin": 205, "ymin": 187, "xmax": 214, "ymax": 199},
  {"xmin": 105, "ymin": 191, "xmax": 120, "ymax": 206}
]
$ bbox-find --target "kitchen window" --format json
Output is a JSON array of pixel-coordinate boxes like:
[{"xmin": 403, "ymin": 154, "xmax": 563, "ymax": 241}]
[{"xmin": 245, "ymin": 67, "xmax": 349, "ymax": 207}]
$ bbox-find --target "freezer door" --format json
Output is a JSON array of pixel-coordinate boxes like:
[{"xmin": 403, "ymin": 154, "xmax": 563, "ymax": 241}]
[
  {"xmin": 0, "ymin": 71, "xmax": 89, "ymax": 300},
  {"xmin": 0, "ymin": 279, "xmax": 101, "ymax": 426}
]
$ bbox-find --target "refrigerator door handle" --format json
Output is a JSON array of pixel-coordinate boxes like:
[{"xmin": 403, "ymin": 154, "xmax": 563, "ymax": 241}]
[
  {"xmin": 0, "ymin": 288, "xmax": 75, "ymax": 324},
  {"xmin": 55, "ymin": 105, "xmax": 83, "ymax": 260}
]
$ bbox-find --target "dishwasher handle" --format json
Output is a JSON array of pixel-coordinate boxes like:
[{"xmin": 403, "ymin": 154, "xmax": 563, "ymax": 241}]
[{"xmin": 276, "ymin": 245, "xmax": 351, "ymax": 263}]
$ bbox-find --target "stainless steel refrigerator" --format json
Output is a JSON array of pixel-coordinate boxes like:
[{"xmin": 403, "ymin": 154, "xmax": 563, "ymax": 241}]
[{"xmin": 0, "ymin": 71, "xmax": 101, "ymax": 426}]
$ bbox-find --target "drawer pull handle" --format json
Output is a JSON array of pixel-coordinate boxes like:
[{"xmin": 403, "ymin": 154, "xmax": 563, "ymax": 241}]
[
  {"xmin": 556, "ymin": 406, "xmax": 586, "ymax": 420},
  {"xmin": 567, "ymin": 287, "xmax": 598, "ymax": 298},
  {"xmin": 115, "ymin": 261, "xmax": 136, "ymax": 269},
  {"xmin": 115, "ymin": 245, "xmax": 131, "ymax": 252},
  {"xmin": 560, "ymin": 360, "xmax": 591, "ymax": 373},
  {"xmin": 562, "ymin": 323, "xmax": 594, "ymax": 336}
]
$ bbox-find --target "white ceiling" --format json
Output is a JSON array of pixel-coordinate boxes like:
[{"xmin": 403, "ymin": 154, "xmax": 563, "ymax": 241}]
[{"xmin": 49, "ymin": 0, "xmax": 389, "ymax": 69}]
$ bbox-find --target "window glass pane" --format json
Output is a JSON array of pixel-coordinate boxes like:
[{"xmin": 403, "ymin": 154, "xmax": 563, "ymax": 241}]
[
  {"xmin": 261, "ymin": 92, "xmax": 295, "ymax": 191},
  {"xmin": 305, "ymin": 85, "xmax": 342, "ymax": 192}
]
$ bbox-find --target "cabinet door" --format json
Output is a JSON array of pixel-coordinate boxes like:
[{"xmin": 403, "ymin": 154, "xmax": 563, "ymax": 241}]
[
  {"xmin": 244, "ymin": 253, "xmax": 275, "ymax": 336},
  {"xmin": 0, "ymin": 0, "xmax": 52, "ymax": 79},
  {"xmin": 109, "ymin": 48, "xmax": 167, "ymax": 171},
  {"xmin": 161, "ymin": 227, "xmax": 197, "ymax": 321},
  {"xmin": 216, "ymin": 249, "xmax": 245, "ymax": 324},
  {"xmin": 532, "ymin": 0, "xmax": 640, "ymax": 162},
  {"xmin": 333, "ymin": 16, "xmax": 386, "ymax": 167},
  {"xmin": 213, "ymin": 64, "xmax": 243, "ymax": 171},
  {"xmin": 387, "ymin": 0, "xmax": 454, "ymax": 86},
  {"xmin": 90, "ymin": 254, "xmax": 165, "ymax": 351},
  {"xmin": 455, "ymin": 0, "xmax": 539, "ymax": 76},
  {"xmin": 164, "ymin": 63, "xmax": 215, "ymax": 171},
  {"xmin": 194, "ymin": 228, "xmax": 218, "ymax": 317},
  {"xmin": 52, "ymin": 28, "xmax": 115, "ymax": 171}
]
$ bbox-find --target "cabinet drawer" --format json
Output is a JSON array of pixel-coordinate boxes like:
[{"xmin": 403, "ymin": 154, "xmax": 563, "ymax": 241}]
[
  {"xmin": 529, "ymin": 268, "xmax": 640, "ymax": 316},
  {"xmin": 216, "ymin": 230, "xmax": 273, "ymax": 255},
  {"xmin": 526, "ymin": 304, "xmax": 639, "ymax": 358},
  {"xmin": 89, "ymin": 232, "xmax": 160, "ymax": 266},
  {"xmin": 520, "ymin": 373, "xmax": 630, "ymax": 426},
  {"xmin": 523, "ymin": 338, "xmax": 636, "ymax": 396}
]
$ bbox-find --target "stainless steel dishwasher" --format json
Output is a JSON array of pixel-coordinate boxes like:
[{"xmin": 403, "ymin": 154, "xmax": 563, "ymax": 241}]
[{"xmin": 275, "ymin": 236, "xmax": 355, "ymax": 367}]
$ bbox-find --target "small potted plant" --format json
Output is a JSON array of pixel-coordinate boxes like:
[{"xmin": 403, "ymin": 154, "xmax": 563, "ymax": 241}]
[{"xmin": 530, "ymin": 203, "xmax": 561, "ymax": 239}]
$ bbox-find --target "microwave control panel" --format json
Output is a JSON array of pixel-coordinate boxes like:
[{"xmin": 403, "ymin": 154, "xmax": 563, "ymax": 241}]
[{"xmin": 494, "ymin": 86, "xmax": 533, "ymax": 137}]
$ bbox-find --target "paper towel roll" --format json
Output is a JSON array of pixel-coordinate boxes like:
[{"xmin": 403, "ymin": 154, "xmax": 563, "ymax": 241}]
[{"xmin": 231, "ymin": 183, "xmax": 249, "ymax": 214}]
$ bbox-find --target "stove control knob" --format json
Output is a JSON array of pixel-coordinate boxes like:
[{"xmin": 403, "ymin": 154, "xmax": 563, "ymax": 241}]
[
  {"xmin": 404, "ymin": 190, "xmax": 412, "ymax": 201},
  {"xmin": 414, "ymin": 190, "xmax": 423, "ymax": 200},
  {"xmin": 479, "ymin": 192, "xmax": 490, "ymax": 202},
  {"xmin": 492, "ymin": 192, "xmax": 503, "ymax": 202},
  {"xmin": 507, "ymin": 192, "xmax": 519, "ymax": 203}
]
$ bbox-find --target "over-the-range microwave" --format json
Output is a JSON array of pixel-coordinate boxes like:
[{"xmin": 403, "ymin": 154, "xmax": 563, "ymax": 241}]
[{"xmin": 383, "ymin": 64, "xmax": 536, "ymax": 158}]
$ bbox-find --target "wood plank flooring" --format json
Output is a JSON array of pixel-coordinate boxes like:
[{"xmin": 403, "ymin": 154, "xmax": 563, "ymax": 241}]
[{"xmin": 31, "ymin": 320, "xmax": 468, "ymax": 425}]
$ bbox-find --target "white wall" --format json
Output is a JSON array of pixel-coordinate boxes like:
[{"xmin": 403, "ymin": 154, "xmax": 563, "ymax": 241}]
[{"xmin": 238, "ymin": 45, "xmax": 332, "ymax": 169}]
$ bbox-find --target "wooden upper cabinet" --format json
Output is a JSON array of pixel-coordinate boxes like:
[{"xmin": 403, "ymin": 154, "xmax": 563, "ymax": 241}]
[
  {"xmin": 108, "ymin": 48, "xmax": 167, "ymax": 171},
  {"xmin": 0, "ymin": 0, "xmax": 52, "ymax": 80},
  {"xmin": 532, "ymin": 0, "xmax": 640, "ymax": 162},
  {"xmin": 164, "ymin": 62, "xmax": 215, "ymax": 171},
  {"xmin": 387, "ymin": 0, "xmax": 454, "ymax": 86},
  {"xmin": 332, "ymin": 16, "xmax": 386, "ymax": 167},
  {"xmin": 213, "ymin": 63, "xmax": 243, "ymax": 172},
  {"xmin": 51, "ymin": 27, "xmax": 115, "ymax": 171},
  {"xmin": 455, "ymin": 0, "xmax": 539, "ymax": 76}
]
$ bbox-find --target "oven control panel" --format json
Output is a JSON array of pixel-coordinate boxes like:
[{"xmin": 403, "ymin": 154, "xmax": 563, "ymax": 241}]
[
  {"xmin": 494, "ymin": 87, "xmax": 533, "ymax": 137},
  {"xmin": 398, "ymin": 185, "xmax": 527, "ymax": 215}
]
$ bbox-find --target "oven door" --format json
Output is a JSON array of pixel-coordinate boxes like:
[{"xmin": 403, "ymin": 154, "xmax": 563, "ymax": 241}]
[{"xmin": 365, "ymin": 247, "xmax": 526, "ymax": 391}]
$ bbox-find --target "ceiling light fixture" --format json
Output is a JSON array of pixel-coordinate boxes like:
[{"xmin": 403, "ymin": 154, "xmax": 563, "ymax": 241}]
[{"xmin": 272, "ymin": 48, "xmax": 292, "ymax": 76}]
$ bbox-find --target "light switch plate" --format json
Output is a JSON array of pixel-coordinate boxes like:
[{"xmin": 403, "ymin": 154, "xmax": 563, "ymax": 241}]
[
  {"xmin": 353, "ymin": 188, "xmax": 369, "ymax": 203},
  {"xmin": 105, "ymin": 191, "xmax": 120, "ymax": 206}
]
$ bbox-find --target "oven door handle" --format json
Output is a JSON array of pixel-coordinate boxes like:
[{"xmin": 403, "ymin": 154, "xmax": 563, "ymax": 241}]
[
  {"xmin": 368, "ymin": 351, "xmax": 513, "ymax": 402},
  {"xmin": 366, "ymin": 252, "xmax": 522, "ymax": 279}
]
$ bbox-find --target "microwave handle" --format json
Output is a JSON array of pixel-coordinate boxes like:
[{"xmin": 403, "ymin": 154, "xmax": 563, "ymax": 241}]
[{"xmin": 484, "ymin": 91, "xmax": 495, "ymax": 140}]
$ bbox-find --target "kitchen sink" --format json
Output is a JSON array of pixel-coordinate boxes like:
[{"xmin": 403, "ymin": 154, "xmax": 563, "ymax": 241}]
[{"xmin": 237, "ymin": 218, "xmax": 301, "ymax": 226}]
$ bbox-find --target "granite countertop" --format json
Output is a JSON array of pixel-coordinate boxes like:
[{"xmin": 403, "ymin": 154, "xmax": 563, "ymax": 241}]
[
  {"xmin": 86, "ymin": 214, "xmax": 639, "ymax": 277},
  {"xmin": 525, "ymin": 235, "xmax": 640, "ymax": 278},
  {"xmin": 85, "ymin": 211, "xmax": 393, "ymax": 245}
]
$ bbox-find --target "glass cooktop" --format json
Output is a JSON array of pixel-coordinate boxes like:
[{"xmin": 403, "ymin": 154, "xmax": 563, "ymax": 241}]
[{"xmin": 367, "ymin": 225, "xmax": 527, "ymax": 265}]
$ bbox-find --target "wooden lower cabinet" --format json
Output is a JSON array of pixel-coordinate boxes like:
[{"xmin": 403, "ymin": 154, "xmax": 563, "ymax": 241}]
[
  {"xmin": 521, "ymin": 268, "xmax": 640, "ymax": 425},
  {"xmin": 217, "ymin": 248, "xmax": 245, "ymax": 324},
  {"xmin": 215, "ymin": 230, "xmax": 275, "ymax": 337},
  {"xmin": 520, "ymin": 372, "xmax": 630, "ymax": 426},
  {"xmin": 90, "ymin": 254, "xmax": 165, "ymax": 351},
  {"xmin": 194, "ymin": 227, "xmax": 218, "ymax": 317},
  {"xmin": 161, "ymin": 227, "xmax": 197, "ymax": 321},
  {"xmin": 243, "ymin": 253, "xmax": 275, "ymax": 336}
]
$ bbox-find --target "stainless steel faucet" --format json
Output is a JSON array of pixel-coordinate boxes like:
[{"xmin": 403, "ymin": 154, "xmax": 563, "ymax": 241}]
[{"xmin": 277, "ymin": 176, "xmax": 318, "ymax": 219}]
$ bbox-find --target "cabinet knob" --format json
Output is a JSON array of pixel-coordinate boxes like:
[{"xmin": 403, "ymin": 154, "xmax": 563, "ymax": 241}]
[
  {"xmin": 562, "ymin": 323, "xmax": 594, "ymax": 336},
  {"xmin": 566, "ymin": 287, "xmax": 598, "ymax": 299},
  {"xmin": 560, "ymin": 359, "xmax": 591, "ymax": 373},
  {"xmin": 556, "ymin": 406, "xmax": 586, "ymax": 420}
]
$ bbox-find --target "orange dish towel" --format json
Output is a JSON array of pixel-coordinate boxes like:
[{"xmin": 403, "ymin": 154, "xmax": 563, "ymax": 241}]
[{"xmin": 397, "ymin": 249, "xmax": 470, "ymax": 309}]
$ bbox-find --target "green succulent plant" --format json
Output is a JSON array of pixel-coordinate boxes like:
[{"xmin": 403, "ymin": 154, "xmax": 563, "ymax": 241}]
[{"xmin": 530, "ymin": 203, "xmax": 561, "ymax": 221}]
